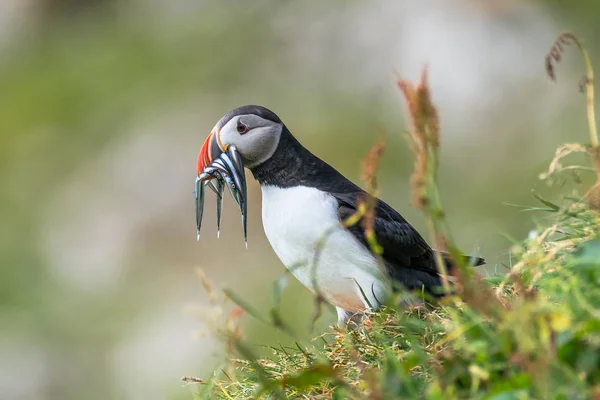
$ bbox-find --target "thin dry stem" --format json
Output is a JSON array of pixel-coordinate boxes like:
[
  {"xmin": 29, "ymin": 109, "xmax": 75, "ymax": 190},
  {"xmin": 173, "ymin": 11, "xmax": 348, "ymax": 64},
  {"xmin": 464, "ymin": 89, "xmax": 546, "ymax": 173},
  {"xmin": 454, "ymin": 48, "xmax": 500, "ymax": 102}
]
[
  {"xmin": 546, "ymin": 32, "xmax": 600, "ymax": 208},
  {"xmin": 397, "ymin": 69, "xmax": 451, "ymax": 294},
  {"xmin": 539, "ymin": 143, "xmax": 588, "ymax": 181},
  {"xmin": 361, "ymin": 136, "xmax": 386, "ymax": 255}
]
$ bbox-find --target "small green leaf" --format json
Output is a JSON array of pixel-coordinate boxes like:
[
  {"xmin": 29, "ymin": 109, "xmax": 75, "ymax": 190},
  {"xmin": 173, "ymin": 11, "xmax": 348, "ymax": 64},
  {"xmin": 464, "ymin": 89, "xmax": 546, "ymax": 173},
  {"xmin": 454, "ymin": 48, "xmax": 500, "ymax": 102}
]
[
  {"xmin": 532, "ymin": 192, "xmax": 560, "ymax": 212},
  {"xmin": 571, "ymin": 239, "xmax": 600, "ymax": 268},
  {"xmin": 332, "ymin": 385, "xmax": 348, "ymax": 400},
  {"xmin": 279, "ymin": 363, "xmax": 336, "ymax": 390}
]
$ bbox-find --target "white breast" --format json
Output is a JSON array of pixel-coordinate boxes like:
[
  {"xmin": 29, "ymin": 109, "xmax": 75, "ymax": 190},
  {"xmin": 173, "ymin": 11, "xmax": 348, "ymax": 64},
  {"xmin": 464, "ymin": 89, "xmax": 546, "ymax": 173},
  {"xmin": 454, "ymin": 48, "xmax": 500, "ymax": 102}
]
[{"xmin": 260, "ymin": 185, "xmax": 390, "ymax": 312}]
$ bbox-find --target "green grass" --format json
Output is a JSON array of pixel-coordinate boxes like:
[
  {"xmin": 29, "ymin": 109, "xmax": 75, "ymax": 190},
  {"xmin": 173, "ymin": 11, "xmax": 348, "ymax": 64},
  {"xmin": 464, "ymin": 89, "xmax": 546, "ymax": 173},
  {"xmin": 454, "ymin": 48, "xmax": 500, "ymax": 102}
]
[{"xmin": 188, "ymin": 33, "xmax": 600, "ymax": 400}]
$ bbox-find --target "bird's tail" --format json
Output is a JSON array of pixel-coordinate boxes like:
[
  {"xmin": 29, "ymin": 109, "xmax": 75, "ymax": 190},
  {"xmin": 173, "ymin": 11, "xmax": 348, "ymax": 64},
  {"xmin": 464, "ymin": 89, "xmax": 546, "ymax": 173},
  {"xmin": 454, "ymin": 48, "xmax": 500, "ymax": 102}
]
[
  {"xmin": 458, "ymin": 254, "xmax": 486, "ymax": 267},
  {"xmin": 441, "ymin": 252, "xmax": 485, "ymax": 278}
]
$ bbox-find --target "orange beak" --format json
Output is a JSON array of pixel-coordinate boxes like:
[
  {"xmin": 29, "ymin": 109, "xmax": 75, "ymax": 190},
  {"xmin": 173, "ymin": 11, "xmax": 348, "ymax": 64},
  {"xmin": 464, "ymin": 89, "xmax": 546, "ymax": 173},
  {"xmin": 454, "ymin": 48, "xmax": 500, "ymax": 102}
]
[{"xmin": 197, "ymin": 129, "xmax": 223, "ymax": 175}]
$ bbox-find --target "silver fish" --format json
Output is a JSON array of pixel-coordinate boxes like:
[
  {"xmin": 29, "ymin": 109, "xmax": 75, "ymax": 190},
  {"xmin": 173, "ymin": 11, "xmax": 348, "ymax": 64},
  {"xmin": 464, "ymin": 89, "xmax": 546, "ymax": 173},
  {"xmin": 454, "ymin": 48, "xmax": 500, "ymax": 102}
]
[{"xmin": 195, "ymin": 145, "xmax": 247, "ymax": 245}]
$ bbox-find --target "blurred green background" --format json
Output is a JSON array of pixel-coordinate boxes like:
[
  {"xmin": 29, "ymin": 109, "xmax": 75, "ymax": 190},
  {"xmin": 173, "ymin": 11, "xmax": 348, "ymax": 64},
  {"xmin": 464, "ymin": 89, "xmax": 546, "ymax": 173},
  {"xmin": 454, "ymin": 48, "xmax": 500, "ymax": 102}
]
[{"xmin": 1, "ymin": 0, "xmax": 599, "ymax": 399}]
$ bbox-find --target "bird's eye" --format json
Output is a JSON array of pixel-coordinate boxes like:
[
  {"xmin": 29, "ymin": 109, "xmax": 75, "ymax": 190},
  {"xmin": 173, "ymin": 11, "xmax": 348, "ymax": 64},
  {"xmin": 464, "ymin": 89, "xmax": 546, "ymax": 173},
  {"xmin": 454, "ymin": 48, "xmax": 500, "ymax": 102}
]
[{"xmin": 236, "ymin": 121, "xmax": 249, "ymax": 135}]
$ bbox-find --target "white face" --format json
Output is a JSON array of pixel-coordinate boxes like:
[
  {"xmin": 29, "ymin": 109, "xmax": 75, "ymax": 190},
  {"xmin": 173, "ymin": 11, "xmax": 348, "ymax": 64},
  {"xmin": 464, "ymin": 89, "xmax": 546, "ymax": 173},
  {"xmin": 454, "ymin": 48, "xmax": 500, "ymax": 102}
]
[{"xmin": 216, "ymin": 114, "xmax": 283, "ymax": 168}]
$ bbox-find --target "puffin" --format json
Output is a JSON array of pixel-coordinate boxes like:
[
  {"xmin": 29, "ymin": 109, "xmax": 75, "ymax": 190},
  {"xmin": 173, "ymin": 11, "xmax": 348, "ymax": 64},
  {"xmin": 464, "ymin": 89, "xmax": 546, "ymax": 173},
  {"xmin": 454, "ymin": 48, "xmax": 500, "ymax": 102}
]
[{"xmin": 197, "ymin": 105, "xmax": 483, "ymax": 325}]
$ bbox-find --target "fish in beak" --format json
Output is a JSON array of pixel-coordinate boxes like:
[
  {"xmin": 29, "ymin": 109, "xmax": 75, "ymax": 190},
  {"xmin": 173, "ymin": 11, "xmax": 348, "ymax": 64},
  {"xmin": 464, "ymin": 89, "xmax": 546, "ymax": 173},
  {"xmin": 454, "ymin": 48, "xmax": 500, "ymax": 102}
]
[{"xmin": 195, "ymin": 129, "xmax": 248, "ymax": 246}]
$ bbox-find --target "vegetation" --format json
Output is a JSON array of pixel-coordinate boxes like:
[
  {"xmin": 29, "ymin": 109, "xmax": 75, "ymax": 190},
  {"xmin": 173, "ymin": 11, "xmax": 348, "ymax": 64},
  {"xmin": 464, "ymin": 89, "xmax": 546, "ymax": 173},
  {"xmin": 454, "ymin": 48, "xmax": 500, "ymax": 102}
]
[{"xmin": 187, "ymin": 33, "xmax": 600, "ymax": 399}]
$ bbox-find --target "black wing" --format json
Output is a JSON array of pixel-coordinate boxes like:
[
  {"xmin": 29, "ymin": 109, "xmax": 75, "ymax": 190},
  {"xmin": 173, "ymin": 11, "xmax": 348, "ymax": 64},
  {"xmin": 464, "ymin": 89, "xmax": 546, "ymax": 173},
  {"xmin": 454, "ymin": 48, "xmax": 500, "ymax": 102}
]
[
  {"xmin": 333, "ymin": 192, "xmax": 485, "ymax": 294},
  {"xmin": 333, "ymin": 192, "xmax": 475, "ymax": 295},
  {"xmin": 333, "ymin": 192, "xmax": 438, "ymax": 271}
]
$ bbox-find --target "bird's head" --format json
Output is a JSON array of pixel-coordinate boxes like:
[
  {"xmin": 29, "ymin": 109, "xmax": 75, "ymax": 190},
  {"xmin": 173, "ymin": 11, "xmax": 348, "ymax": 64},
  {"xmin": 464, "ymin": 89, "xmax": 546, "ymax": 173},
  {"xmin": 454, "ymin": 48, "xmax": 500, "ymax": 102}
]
[{"xmin": 197, "ymin": 105, "xmax": 284, "ymax": 174}]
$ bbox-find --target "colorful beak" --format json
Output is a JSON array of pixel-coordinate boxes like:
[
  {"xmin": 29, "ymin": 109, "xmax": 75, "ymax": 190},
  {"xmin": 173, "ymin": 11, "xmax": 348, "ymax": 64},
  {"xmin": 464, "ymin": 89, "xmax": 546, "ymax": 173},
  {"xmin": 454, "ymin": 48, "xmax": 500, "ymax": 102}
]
[{"xmin": 197, "ymin": 129, "xmax": 223, "ymax": 176}]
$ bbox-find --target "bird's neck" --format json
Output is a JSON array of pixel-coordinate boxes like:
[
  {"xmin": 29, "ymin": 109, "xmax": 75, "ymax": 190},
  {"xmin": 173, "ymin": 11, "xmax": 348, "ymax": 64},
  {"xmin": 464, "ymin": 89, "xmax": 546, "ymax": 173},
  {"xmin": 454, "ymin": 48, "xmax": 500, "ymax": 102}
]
[
  {"xmin": 250, "ymin": 127, "xmax": 314, "ymax": 187},
  {"xmin": 250, "ymin": 127, "xmax": 358, "ymax": 192}
]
